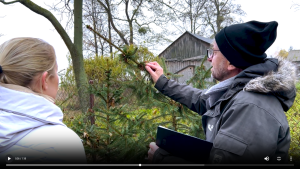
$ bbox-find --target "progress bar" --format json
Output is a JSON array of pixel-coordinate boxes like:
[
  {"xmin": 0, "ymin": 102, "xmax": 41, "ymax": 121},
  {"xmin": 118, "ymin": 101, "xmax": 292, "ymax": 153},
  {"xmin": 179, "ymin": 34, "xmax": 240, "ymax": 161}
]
[{"xmin": 6, "ymin": 164, "xmax": 295, "ymax": 166}]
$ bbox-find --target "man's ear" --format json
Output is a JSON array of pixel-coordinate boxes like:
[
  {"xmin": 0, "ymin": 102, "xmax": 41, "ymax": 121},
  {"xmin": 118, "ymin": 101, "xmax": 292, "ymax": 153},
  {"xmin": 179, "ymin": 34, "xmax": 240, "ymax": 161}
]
[
  {"xmin": 41, "ymin": 72, "xmax": 49, "ymax": 91},
  {"xmin": 227, "ymin": 64, "xmax": 237, "ymax": 71}
]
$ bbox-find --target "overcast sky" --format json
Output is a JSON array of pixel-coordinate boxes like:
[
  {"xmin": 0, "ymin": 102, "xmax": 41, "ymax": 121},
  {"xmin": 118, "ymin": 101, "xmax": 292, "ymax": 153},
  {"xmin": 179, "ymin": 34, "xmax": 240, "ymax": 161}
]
[{"xmin": 0, "ymin": 0, "xmax": 299, "ymax": 73}]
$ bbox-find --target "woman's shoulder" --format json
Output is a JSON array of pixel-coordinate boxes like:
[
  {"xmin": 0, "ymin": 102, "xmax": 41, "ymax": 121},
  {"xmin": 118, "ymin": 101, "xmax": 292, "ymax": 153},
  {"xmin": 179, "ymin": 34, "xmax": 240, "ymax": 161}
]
[
  {"xmin": 20, "ymin": 124, "xmax": 83, "ymax": 149},
  {"xmin": 14, "ymin": 124, "xmax": 86, "ymax": 164},
  {"xmin": 28, "ymin": 124, "xmax": 80, "ymax": 139}
]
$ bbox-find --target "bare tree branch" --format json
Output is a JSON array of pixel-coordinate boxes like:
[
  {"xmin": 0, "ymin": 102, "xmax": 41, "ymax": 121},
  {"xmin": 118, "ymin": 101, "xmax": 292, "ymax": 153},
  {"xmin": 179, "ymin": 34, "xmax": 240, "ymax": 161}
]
[
  {"xmin": 130, "ymin": 0, "xmax": 143, "ymax": 21},
  {"xmin": 291, "ymin": 2, "xmax": 300, "ymax": 11},
  {"xmin": 219, "ymin": 0, "xmax": 228, "ymax": 11},
  {"xmin": 0, "ymin": 0, "xmax": 19, "ymax": 5},
  {"xmin": 86, "ymin": 25, "xmax": 125, "ymax": 55},
  {"xmin": 97, "ymin": 0, "xmax": 129, "ymax": 45}
]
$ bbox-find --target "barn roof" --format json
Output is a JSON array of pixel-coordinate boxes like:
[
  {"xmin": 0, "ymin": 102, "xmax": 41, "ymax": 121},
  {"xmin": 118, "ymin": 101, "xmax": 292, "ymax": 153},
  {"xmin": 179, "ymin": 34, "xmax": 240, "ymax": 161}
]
[
  {"xmin": 158, "ymin": 31, "xmax": 213, "ymax": 57},
  {"xmin": 189, "ymin": 33, "xmax": 213, "ymax": 44},
  {"xmin": 287, "ymin": 50, "xmax": 300, "ymax": 62}
]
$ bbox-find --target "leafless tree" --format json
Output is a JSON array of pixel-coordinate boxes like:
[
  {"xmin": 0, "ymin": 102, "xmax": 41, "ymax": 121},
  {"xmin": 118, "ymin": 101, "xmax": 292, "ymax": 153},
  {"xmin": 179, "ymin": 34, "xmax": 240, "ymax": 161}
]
[
  {"xmin": 167, "ymin": 0, "xmax": 208, "ymax": 35},
  {"xmin": 291, "ymin": 2, "xmax": 300, "ymax": 11},
  {"xmin": 93, "ymin": 0, "xmax": 176, "ymax": 52},
  {"xmin": 203, "ymin": 0, "xmax": 246, "ymax": 38}
]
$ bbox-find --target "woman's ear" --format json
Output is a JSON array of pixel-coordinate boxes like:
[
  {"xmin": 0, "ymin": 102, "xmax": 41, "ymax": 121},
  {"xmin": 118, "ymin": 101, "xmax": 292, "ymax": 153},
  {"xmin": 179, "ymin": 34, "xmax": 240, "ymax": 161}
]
[{"xmin": 41, "ymin": 71, "xmax": 49, "ymax": 91}]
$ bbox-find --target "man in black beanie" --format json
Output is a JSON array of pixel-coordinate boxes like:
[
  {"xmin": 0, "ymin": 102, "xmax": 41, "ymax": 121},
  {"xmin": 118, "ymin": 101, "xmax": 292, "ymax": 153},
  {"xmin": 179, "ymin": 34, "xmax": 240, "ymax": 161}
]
[{"xmin": 145, "ymin": 20, "xmax": 297, "ymax": 164}]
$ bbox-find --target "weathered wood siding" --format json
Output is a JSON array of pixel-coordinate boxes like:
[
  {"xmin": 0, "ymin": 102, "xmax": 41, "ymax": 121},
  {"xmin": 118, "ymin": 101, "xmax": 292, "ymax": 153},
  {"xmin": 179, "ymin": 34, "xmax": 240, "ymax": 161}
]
[
  {"xmin": 160, "ymin": 33, "xmax": 210, "ymax": 60},
  {"xmin": 175, "ymin": 66, "xmax": 195, "ymax": 84},
  {"xmin": 167, "ymin": 59, "xmax": 212, "ymax": 85},
  {"xmin": 165, "ymin": 58, "xmax": 211, "ymax": 74}
]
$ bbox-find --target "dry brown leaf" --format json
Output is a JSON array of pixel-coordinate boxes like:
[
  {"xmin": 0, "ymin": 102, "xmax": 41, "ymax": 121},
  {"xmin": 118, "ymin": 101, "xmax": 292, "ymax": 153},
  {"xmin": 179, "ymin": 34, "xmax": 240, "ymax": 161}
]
[
  {"xmin": 87, "ymin": 140, "xmax": 92, "ymax": 147},
  {"xmin": 83, "ymin": 132, "xmax": 88, "ymax": 138}
]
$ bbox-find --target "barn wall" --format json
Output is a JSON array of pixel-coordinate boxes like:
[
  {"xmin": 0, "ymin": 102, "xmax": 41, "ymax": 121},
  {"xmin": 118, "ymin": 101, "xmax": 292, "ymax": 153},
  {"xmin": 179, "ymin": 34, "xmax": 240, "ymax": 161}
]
[
  {"xmin": 165, "ymin": 59, "xmax": 211, "ymax": 74},
  {"xmin": 160, "ymin": 33, "xmax": 210, "ymax": 60},
  {"xmin": 175, "ymin": 66, "xmax": 194, "ymax": 84}
]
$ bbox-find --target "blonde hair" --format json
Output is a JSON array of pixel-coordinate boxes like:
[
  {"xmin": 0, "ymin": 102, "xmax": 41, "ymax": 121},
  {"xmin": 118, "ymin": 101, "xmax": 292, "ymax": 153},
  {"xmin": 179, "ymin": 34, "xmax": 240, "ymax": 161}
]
[{"xmin": 0, "ymin": 37, "xmax": 57, "ymax": 91}]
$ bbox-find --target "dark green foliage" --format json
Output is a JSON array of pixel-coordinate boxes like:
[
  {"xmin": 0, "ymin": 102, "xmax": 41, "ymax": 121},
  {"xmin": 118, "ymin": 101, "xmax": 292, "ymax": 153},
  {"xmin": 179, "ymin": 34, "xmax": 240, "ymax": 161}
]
[
  {"xmin": 69, "ymin": 55, "xmax": 152, "ymax": 163},
  {"xmin": 286, "ymin": 82, "xmax": 300, "ymax": 165},
  {"xmin": 63, "ymin": 45, "xmax": 214, "ymax": 163},
  {"xmin": 138, "ymin": 27, "xmax": 148, "ymax": 35}
]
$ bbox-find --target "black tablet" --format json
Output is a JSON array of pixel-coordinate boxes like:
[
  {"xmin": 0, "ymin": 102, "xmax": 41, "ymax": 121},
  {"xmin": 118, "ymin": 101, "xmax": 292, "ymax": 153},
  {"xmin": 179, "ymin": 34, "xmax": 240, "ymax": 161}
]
[{"xmin": 156, "ymin": 125, "xmax": 213, "ymax": 164}]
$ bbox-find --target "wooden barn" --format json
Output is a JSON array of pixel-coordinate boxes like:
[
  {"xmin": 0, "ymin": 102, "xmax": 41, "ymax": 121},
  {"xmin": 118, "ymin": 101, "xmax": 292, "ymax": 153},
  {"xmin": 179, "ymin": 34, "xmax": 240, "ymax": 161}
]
[
  {"xmin": 158, "ymin": 31, "xmax": 213, "ymax": 84},
  {"xmin": 286, "ymin": 50, "xmax": 300, "ymax": 76}
]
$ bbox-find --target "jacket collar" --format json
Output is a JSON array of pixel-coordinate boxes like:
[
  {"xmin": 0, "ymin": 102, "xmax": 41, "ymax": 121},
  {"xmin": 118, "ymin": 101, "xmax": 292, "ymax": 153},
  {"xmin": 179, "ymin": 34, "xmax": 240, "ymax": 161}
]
[{"xmin": 0, "ymin": 83, "xmax": 55, "ymax": 103}]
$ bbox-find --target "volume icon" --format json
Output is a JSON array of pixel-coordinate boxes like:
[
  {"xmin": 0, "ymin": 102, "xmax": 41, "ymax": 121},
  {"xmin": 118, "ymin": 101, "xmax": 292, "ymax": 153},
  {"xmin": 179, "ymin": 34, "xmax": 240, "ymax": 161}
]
[{"xmin": 264, "ymin": 156, "xmax": 269, "ymax": 161}]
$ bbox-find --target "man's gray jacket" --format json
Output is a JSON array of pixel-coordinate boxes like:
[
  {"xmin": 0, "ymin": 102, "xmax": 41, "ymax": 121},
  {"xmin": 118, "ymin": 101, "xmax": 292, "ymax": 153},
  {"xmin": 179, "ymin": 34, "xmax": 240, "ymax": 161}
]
[{"xmin": 152, "ymin": 58, "xmax": 297, "ymax": 164}]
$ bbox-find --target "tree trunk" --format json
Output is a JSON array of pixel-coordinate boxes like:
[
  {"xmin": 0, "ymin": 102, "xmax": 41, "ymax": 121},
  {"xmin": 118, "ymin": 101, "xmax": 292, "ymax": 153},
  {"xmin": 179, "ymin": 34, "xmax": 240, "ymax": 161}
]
[
  {"xmin": 190, "ymin": 0, "xmax": 193, "ymax": 33},
  {"xmin": 108, "ymin": 16, "xmax": 113, "ymax": 58},
  {"xmin": 92, "ymin": 0, "xmax": 99, "ymax": 57},
  {"xmin": 74, "ymin": 0, "xmax": 89, "ymax": 113}
]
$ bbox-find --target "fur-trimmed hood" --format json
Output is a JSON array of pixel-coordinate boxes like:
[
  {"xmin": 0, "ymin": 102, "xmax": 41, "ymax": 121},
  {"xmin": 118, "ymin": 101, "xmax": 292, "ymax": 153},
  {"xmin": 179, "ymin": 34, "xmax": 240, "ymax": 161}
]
[{"xmin": 235, "ymin": 57, "xmax": 297, "ymax": 112}]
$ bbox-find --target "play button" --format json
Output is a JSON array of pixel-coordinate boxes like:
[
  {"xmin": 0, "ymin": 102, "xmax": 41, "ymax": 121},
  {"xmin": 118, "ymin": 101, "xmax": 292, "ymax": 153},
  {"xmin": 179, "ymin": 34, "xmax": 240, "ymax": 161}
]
[{"xmin": 5, "ymin": 154, "xmax": 14, "ymax": 163}]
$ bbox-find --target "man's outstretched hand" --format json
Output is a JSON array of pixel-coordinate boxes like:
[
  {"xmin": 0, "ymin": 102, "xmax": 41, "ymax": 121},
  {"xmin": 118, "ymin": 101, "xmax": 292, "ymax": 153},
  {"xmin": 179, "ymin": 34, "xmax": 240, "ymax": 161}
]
[{"xmin": 145, "ymin": 62, "xmax": 164, "ymax": 84}]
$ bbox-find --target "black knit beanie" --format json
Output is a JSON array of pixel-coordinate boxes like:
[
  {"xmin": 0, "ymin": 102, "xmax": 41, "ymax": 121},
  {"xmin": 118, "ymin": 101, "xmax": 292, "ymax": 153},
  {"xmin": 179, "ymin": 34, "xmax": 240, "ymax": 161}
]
[{"xmin": 215, "ymin": 20, "xmax": 278, "ymax": 69}]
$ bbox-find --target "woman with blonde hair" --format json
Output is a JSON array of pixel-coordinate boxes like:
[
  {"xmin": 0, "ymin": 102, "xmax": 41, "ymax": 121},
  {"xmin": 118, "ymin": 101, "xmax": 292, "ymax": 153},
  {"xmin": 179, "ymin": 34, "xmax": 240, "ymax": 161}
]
[{"xmin": 0, "ymin": 37, "xmax": 86, "ymax": 164}]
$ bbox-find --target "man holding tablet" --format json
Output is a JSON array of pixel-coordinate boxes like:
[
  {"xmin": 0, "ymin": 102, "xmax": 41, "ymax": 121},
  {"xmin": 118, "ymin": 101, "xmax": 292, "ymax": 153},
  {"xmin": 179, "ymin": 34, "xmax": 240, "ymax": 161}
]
[{"xmin": 145, "ymin": 21, "xmax": 297, "ymax": 164}]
